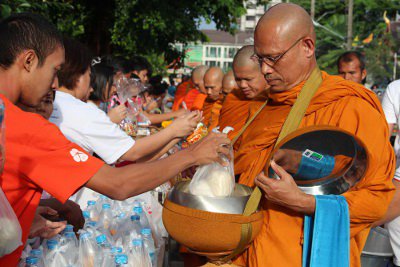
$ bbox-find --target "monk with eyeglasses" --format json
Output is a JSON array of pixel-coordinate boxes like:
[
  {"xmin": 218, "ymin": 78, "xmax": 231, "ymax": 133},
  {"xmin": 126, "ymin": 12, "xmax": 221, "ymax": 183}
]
[{"xmin": 232, "ymin": 3, "xmax": 395, "ymax": 267}]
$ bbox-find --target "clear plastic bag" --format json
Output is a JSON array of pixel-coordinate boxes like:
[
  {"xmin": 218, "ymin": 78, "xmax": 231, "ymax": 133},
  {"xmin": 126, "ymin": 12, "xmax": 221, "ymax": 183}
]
[
  {"xmin": 189, "ymin": 127, "xmax": 235, "ymax": 197},
  {"xmin": 0, "ymin": 99, "xmax": 23, "ymax": 257}
]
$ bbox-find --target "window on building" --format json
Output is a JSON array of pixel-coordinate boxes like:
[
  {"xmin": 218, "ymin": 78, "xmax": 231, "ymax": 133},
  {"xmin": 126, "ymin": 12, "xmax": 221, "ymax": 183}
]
[
  {"xmin": 205, "ymin": 60, "xmax": 218, "ymax": 67},
  {"xmin": 223, "ymin": 62, "xmax": 233, "ymax": 72},
  {"xmin": 206, "ymin": 47, "xmax": 219, "ymax": 58},
  {"xmin": 246, "ymin": 16, "xmax": 256, "ymax": 21},
  {"xmin": 225, "ymin": 47, "xmax": 236, "ymax": 58}
]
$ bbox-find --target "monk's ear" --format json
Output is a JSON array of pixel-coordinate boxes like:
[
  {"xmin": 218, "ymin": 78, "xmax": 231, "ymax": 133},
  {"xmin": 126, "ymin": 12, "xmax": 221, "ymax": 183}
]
[
  {"xmin": 361, "ymin": 69, "xmax": 367, "ymax": 81},
  {"xmin": 302, "ymin": 37, "xmax": 315, "ymax": 58}
]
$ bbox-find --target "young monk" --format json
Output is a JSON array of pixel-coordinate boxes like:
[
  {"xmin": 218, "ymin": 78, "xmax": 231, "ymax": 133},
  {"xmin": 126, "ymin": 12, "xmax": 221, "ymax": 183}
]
[
  {"xmin": 190, "ymin": 65, "xmax": 209, "ymax": 111},
  {"xmin": 221, "ymin": 70, "xmax": 238, "ymax": 97},
  {"xmin": 218, "ymin": 45, "xmax": 269, "ymax": 141},
  {"xmin": 202, "ymin": 66, "xmax": 225, "ymax": 130},
  {"xmin": 233, "ymin": 4, "xmax": 395, "ymax": 267}
]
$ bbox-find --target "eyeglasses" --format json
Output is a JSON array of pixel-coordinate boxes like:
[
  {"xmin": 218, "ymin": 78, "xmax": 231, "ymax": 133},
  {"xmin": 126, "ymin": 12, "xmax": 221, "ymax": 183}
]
[{"xmin": 252, "ymin": 36, "xmax": 305, "ymax": 67}]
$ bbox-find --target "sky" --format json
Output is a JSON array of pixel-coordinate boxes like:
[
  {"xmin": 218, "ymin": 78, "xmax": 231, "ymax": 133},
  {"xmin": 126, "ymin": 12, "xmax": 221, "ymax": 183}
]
[{"xmin": 199, "ymin": 17, "xmax": 216, "ymax": 30}]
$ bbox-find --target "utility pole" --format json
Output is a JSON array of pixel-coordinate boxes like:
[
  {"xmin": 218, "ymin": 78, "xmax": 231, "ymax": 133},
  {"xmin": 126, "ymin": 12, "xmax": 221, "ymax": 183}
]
[
  {"xmin": 311, "ymin": 0, "xmax": 315, "ymax": 20},
  {"xmin": 346, "ymin": 0, "xmax": 354, "ymax": 50}
]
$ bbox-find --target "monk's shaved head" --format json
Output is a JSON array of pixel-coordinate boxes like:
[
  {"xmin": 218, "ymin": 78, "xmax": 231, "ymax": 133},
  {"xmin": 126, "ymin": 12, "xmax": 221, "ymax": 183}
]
[
  {"xmin": 233, "ymin": 45, "xmax": 269, "ymax": 99},
  {"xmin": 255, "ymin": 3, "xmax": 317, "ymax": 92},
  {"xmin": 204, "ymin": 66, "xmax": 224, "ymax": 101},
  {"xmin": 222, "ymin": 70, "xmax": 238, "ymax": 95},
  {"xmin": 256, "ymin": 3, "xmax": 315, "ymax": 45},
  {"xmin": 192, "ymin": 65, "xmax": 208, "ymax": 94},
  {"xmin": 233, "ymin": 45, "xmax": 259, "ymax": 71}
]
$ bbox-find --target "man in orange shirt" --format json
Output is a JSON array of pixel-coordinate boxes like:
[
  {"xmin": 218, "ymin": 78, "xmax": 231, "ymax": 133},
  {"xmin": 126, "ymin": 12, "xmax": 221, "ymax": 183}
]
[
  {"xmin": 219, "ymin": 45, "xmax": 269, "ymax": 141},
  {"xmin": 203, "ymin": 66, "xmax": 224, "ymax": 130},
  {"xmin": 233, "ymin": 4, "xmax": 395, "ymax": 267},
  {"xmin": 0, "ymin": 14, "xmax": 230, "ymax": 265},
  {"xmin": 172, "ymin": 78, "xmax": 193, "ymax": 111}
]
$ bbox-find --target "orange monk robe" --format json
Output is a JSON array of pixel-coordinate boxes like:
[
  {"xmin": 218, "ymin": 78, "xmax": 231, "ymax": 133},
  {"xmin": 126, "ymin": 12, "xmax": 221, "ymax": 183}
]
[
  {"xmin": 202, "ymin": 97, "xmax": 223, "ymax": 131},
  {"xmin": 233, "ymin": 72, "xmax": 395, "ymax": 267},
  {"xmin": 191, "ymin": 93, "xmax": 207, "ymax": 111},
  {"xmin": 181, "ymin": 88, "xmax": 200, "ymax": 110},
  {"xmin": 172, "ymin": 80, "xmax": 194, "ymax": 111},
  {"xmin": 218, "ymin": 89, "xmax": 265, "ymax": 141}
]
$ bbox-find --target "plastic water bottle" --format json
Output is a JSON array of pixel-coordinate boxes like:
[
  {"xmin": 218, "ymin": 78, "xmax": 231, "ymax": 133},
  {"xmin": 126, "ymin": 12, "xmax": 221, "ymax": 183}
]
[
  {"xmin": 99, "ymin": 203, "xmax": 113, "ymax": 230},
  {"xmin": 141, "ymin": 228, "xmax": 156, "ymax": 267},
  {"xmin": 29, "ymin": 249, "xmax": 45, "ymax": 267},
  {"xmin": 127, "ymin": 215, "xmax": 141, "ymax": 246},
  {"xmin": 79, "ymin": 232, "xmax": 97, "ymax": 267},
  {"xmin": 129, "ymin": 239, "xmax": 151, "ymax": 267},
  {"xmin": 44, "ymin": 240, "xmax": 67, "ymax": 267},
  {"xmin": 96, "ymin": 194, "xmax": 112, "ymax": 213},
  {"xmin": 62, "ymin": 231, "xmax": 78, "ymax": 266},
  {"xmin": 96, "ymin": 234, "xmax": 111, "ymax": 250},
  {"xmin": 86, "ymin": 200, "xmax": 99, "ymax": 222},
  {"xmin": 133, "ymin": 205, "xmax": 150, "ymax": 229},
  {"xmin": 115, "ymin": 254, "xmax": 129, "ymax": 267},
  {"xmin": 110, "ymin": 212, "xmax": 127, "ymax": 237}
]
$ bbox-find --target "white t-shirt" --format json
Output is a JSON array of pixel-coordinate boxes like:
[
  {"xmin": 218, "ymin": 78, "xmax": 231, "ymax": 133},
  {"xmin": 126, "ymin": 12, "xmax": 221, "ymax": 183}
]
[
  {"xmin": 50, "ymin": 91, "xmax": 135, "ymax": 207},
  {"xmin": 50, "ymin": 91, "xmax": 134, "ymax": 164},
  {"xmin": 381, "ymin": 79, "xmax": 400, "ymax": 180}
]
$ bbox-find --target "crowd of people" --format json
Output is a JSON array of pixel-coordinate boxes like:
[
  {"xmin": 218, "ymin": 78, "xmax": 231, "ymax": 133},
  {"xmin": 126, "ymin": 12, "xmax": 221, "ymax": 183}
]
[{"xmin": 1, "ymin": 2, "xmax": 400, "ymax": 267}]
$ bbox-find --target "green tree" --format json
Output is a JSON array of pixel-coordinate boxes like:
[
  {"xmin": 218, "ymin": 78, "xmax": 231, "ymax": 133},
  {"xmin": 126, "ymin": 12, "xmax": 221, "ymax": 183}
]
[
  {"xmin": 291, "ymin": 0, "xmax": 400, "ymax": 85},
  {"xmin": 0, "ymin": 0, "xmax": 246, "ymax": 74}
]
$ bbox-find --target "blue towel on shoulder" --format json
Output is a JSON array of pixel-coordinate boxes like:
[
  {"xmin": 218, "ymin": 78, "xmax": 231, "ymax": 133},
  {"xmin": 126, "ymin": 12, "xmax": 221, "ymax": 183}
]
[{"xmin": 302, "ymin": 195, "xmax": 350, "ymax": 267}]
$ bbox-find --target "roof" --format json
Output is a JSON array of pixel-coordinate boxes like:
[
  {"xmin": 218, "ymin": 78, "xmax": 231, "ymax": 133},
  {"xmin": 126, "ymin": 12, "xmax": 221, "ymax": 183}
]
[{"xmin": 201, "ymin": 30, "xmax": 254, "ymax": 45}]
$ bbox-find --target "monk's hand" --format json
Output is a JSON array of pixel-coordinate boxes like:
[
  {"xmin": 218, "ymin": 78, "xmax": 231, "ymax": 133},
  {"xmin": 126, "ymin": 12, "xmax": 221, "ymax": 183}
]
[
  {"xmin": 256, "ymin": 160, "xmax": 316, "ymax": 215},
  {"xmin": 188, "ymin": 132, "xmax": 231, "ymax": 166},
  {"xmin": 272, "ymin": 149, "xmax": 302, "ymax": 174},
  {"xmin": 170, "ymin": 111, "xmax": 202, "ymax": 138}
]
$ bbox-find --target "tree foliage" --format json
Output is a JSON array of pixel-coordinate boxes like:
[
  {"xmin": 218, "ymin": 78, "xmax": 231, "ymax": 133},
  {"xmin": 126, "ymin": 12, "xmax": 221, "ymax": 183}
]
[
  {"xmin": 0, "ymin": 0, "xmax": 246, "ymax": 73},
  {"xmin": 291, "ymin": 0, "xmax": 400, "ymax": 85}
]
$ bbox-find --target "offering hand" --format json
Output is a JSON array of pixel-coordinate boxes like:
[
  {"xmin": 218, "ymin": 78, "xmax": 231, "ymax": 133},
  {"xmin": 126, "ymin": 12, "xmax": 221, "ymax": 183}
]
[
  {"xmin": 188, "ymin": 132, "xmax": 231, "ymax": 166},
  {"xmin": 170, "ymin": 111, "xmax": 202, "ymax": 138}
]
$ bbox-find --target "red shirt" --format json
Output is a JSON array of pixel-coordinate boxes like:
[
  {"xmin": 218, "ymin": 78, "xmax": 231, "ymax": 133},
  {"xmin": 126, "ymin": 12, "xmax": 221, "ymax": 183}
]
[{"xmin": 0, "ymin": 95, "xmax": 104, "ymax": 266}]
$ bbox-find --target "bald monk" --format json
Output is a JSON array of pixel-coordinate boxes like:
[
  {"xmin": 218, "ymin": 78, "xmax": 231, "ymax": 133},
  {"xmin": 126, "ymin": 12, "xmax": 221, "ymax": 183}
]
[
  {"xmin": 190, "ymin": 65, "xmax": 209, "ymax": 111},
  {"xmin": 219, "ymin": 45, "xmax": 269, "ymax": 141},
  {"xmin": 222, "ymin": 70, "xmax": 238, "ymax": 96},
  {"xmin": 203, "ymin": 66, "xmax": 224, "ymax": 130},
  {"xmin": 233, "ymin": 4, "xmax": 395, "ymax": 267}
]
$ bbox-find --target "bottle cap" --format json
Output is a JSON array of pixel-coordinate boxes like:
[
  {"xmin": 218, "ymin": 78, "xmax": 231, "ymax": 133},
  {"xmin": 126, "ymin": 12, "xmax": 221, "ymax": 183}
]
[
  {"xmin": 83, "ymin": 211, "xmax": 90, "ymax": 219},
  {"xmin": 65, "ymin": 232, "xmax": 75, "ymax": 238},
  {"xmin": 111, "ymin": 246, "xmax": 123, "ymax": 254},
  {"xmin": 132, "ymin": 238, "xmax": 143, "ymax": 246},
  {"xmin": 141, "ymin": 228, "xmax": 151, "ymax": 235},
  {"xmin": 102, "ymin": 203, "xmax": 111, "ymax": 209},
  {"xmin": 115, "ymin": 254, "xmax": 128, "ymax": 264},
  {"xmin": 65, "ymin": 224, "xmax": 74, "ymax": 232},
  {"xmin": 96, "ymin": 234, "xmax": 107, "ymax": 244},
  {"xmin": 26, "ymin": 256, "xmax": 39, "ymax": 264},
  {"xmin": 87, "ymin": 200, "xmax": 96, "ymax": 206},
  {"xmin": 133, "ymin": 206, "xmax": 143, "ymax": 214},
  {"xmin": 130, "ymin": 215, "xmax": 140, "ymax": 221},
  {"xmin": 29, "ymin": 249, "xmax": 42, "ymax": 256}
]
